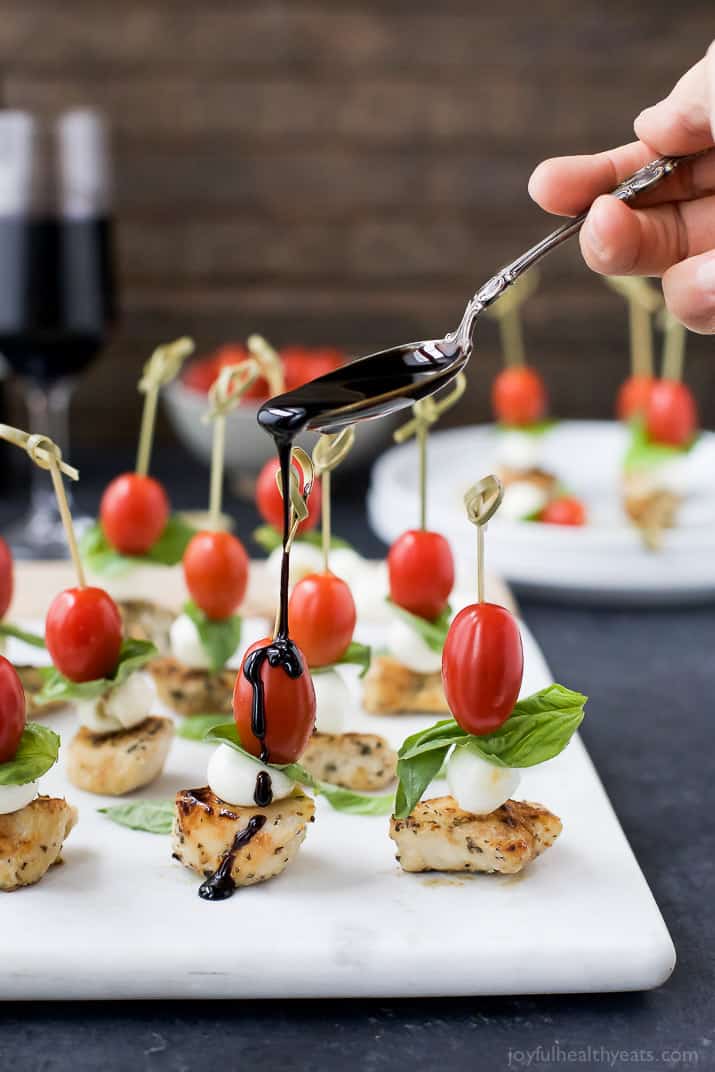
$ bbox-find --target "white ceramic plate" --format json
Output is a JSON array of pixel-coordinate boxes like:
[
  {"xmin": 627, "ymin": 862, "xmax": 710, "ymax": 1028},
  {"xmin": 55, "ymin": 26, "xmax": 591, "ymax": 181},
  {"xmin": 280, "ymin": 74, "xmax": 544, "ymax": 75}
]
[
  {"xmin": 368, "ymin": 420, "xmax": 715, "ymax": 605},
  {"xmin": 2, "ymin": 621, "xmax": 673, "ymax": 999}
]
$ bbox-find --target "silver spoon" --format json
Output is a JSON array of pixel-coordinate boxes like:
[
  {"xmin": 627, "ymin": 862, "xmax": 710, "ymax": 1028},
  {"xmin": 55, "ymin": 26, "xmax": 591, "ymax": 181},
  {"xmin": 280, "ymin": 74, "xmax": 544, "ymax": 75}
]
[{"xmin": 259, "ymin": 154, "xmax": 694, "ymax": 438}]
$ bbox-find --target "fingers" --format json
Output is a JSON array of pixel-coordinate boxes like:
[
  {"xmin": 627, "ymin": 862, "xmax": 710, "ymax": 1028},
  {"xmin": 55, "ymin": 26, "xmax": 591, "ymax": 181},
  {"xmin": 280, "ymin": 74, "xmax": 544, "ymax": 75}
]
[
  {"xmin": 529, "ymin": 143, "xmax": 715, "ymax": 218},
  {"xmin": 634, "ymin": 45, "xmax": 715, "ymax": 155},
  {"xmin": 578, "ymin": 192, "xmax": 715, "ymax": 276},
  {"xmin": 663, "ymin": 252, "xmax": 715, "ymax": 334}
]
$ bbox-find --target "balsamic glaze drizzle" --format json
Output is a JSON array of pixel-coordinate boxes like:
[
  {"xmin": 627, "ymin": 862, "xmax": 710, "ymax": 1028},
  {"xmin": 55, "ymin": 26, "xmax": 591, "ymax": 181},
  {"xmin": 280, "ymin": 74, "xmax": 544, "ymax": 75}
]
[
  {"xmin": 254, "ymin": 770, "xmax": 273, "ymax": 807},
  {"xmin": 199, "ymin": 351, "xmax": 462, "ymax": 900},
  {"xmin": 198, "ymin": 814, "xmax": 267, "ymax": 901}
]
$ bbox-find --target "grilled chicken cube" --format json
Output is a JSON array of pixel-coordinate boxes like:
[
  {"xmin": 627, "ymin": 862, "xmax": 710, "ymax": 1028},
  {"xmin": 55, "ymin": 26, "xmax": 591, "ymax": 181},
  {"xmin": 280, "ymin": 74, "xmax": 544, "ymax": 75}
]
[
  {"xmin": 0, "ymin": 796, "xmax": 77, "ymax": 892},
  {"xmin": 363, "ymin": 655, "xmax": 448, "ymax": 715},
  {"xmin": 390, "ymin": 796, "xmax": 562, "ymax": 875},
  {"xmin": 172, "ymin": 786, "xmax": 314, "ymax": 887},
  {"xmin": 67, "ymin": 716, "xmax": 174, "ymax": 796},
  {"xmin": 301, "ymin": 731, "xmax": 397, "ymax": 790},
  {"xmin": 118, "ymin": 599, "xmax": 176, "ymax": 655},
  {"xmin": 623, "ymin": 480, "xmax": 680, "ymax": 551},
  {"xmin": 15, "ymin": 665, "xmax": 65, "ymax": 717},
  {"xmin": 149, "ymin": 657, "xmax": 236, "ymax": 717}
]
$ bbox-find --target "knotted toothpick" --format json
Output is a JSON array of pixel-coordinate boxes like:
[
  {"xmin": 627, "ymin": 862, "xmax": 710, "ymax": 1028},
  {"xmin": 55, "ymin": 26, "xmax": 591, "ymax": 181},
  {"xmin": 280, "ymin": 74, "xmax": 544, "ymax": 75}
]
[
  {"xmin": 0, "ymin": 425, "xmax": 83, "ymax": 585},
  {"xmin": 464, "ymin": 475, "xmax": 504, "ymax": 603},
  {"xmin": 203, "ymin": 360, "xmax": 260, "ymax": 529},
  {"xmin": 247, "ymin": 334, "xmax": 285, "ymax": 398},
  {"xmin": 486, "ymin": 271, "xmax": 540, "ymax": 368},
  {"xmin": 312, "ymin": 429, "xmax": 355, "ymax": 571},
  {"xmin": 605, "ymin": 276, "xmax": 663, "ymax": 379},
  {"xmin": 394, "ymin": 373, "xmax": 467, "ymax": 530},
  {"xmin": 136, "ymin": 336, "xmax": 195, "ymax": 477}
]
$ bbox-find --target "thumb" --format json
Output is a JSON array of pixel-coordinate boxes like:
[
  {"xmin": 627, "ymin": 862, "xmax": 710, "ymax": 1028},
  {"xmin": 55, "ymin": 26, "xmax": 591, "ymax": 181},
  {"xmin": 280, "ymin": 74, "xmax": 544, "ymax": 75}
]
[{"xmin": 634, "ymin": 43, "xmax": 715, "ymax": 154}]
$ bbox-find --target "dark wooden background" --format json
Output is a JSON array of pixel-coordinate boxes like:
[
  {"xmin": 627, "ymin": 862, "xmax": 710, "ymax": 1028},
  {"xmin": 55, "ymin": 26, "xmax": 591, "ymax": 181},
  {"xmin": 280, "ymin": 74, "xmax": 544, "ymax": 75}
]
[{"xmin": 0, "ymin": 1, "xmax": 712, "ymax": 445}]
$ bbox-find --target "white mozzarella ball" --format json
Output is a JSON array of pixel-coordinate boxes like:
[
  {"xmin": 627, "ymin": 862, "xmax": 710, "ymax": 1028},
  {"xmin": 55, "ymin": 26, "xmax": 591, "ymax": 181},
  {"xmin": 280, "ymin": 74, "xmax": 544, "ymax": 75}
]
[
  {"xmin": 170, "ymin": 613, "xmax": 212, "ymax": 669},
  {"xmin": 387, "ymin": 616, "xmax": 443, "ymax": 674},
  {"xmin": 500, "ymin": 480, "xmax": 548, "ymax": 521},
  {"xmin": 0, "ymin": 780, "xmax": 38, "ymax": 815},
  {"xmin": 207, "ymin": 743, "xmax": 295, "ymax": 807},
  {"xmin": 497, "ymin": 430, "xmax": 542, "ymax": 471},
  {"xmin": 447, "ymin": 745, "xmax": 521, "ymax": 815},
  {"xmin": 105, "ymin": 672, "xmax": 155, "ymax": 730},
  {"xmin": 328, "ymin": 547, "xmax": 364, "ymax": 588},
  {"xmin": 629, "ymin": 457, "xmax": 688, "ymax": 498},
  {"xmin": 312, "ymin": 669, "xmax": 349, "ymax": 734},
  {"xmin": 76, "ymin": 698, "xmax": 122, "ymax": 735},
  {"xmin": 266, "ymin": 543, "xmax": 324, "ymax": 590}
]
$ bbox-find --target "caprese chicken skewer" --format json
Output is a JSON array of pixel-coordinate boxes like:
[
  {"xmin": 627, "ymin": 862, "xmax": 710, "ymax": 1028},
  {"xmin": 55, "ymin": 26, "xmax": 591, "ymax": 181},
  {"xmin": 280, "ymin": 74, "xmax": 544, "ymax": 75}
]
[
  {"xmin": 80, "ymin": 338, "xmax": 197, "ymax": 650},
  {"xmin": 622, "ymin": 312, "xmax": 698, "ymax": 549},
  {"xmin": 0, "ymin": 653, "xmax": 76, "ymax": 891},
  {"xmin": 287, "ymin": 432, "xmax": 397, "ymax": 790},
  {"xmin": 364, "ymin": 377, "xmax": 465, "ymax": 714},
  {"xmin": 0, "ymin": 427, "xmax": 174, "ymax": 797},
  {"xmin": 389, "ymin": 476, "xmax": 587, "ymax": 875},
  {"xmin": 151, "ymin": 362, "xmax": 254, "ymax": 716}
]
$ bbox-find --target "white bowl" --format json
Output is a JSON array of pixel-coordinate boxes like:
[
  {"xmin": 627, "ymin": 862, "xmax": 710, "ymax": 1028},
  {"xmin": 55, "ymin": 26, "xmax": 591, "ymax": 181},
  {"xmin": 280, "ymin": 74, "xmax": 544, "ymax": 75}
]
[{"xmin": 164, "ymin": 378, "xmax": 398, "ymax": 479}]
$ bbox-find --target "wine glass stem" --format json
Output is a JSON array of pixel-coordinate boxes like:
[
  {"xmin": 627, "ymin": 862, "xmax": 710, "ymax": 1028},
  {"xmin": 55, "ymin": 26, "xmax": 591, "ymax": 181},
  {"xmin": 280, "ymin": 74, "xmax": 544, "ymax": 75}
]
[{"xmin": 24, "ymin": 378, "xmax": 75, "ymax": 517}]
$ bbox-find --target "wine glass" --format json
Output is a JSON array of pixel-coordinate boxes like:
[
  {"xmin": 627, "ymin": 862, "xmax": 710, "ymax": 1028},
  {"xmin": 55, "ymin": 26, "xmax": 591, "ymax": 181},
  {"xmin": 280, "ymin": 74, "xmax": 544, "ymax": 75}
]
[{"xmin": 0, "ymin": 109, "xmax": 116, "ymax": 558}]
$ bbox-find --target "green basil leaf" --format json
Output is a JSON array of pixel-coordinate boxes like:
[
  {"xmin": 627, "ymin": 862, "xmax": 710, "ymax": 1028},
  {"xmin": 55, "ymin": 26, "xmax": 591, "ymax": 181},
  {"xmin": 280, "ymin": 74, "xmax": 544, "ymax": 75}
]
[
  {"xmin": 394, "ymin": 745, "xmax": 450, "ymax": 819},
  {"xmin": 80, "ymin": 515, "xmax": 196, "ymax": 575},
  {"xmin": 252, "ymin": 524, "xmax": 351, "ymax": 555},
  {"xmin": 177, "ymin": 713, "xmax": 233, "ymax": 740},
  {"xmin": 313, "ymin": 641, "xmax": 372, "ymax": 679},
  {"xmin": 0, "ymin": 622, "xmax": 46, "ymax": 649},
  {"xmin": 0, "ymin": 722, "xmax": 60, "ymax": 786},
  {"xmin": 393, "ymin": 685, "xmax": 587, "ymax": 818},
  {"xmin": 99, "ymin": 800, "xmax": 174, "ymax": 835},
  {"xmin": 183, "ymin": 601, "xmax": 242, "ymax": 672},
  {"xmin": 37, "ymin": 638, "xmax": 157, "ymax": 704},
  {"xmin": 464, "ymin": 684, "xmax": 587, "ymax": 768},
  {"xmin": 624, "ymin": 416, "xmax": 696, "ymax": 472},
  {"xmin": 207, "ymin": 722, "xmax": 393, "ymax": 816},
  {"xmin": 386, "ymin": 599, "xmax": 451, "ymax": 654}
]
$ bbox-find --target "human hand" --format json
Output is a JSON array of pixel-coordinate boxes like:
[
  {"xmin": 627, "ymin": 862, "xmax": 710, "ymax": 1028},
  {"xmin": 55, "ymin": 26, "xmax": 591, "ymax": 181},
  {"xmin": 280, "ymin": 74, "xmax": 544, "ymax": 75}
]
[{"xmin": 529, "ymin": 44, "xmax": 715, "ymax": 333}]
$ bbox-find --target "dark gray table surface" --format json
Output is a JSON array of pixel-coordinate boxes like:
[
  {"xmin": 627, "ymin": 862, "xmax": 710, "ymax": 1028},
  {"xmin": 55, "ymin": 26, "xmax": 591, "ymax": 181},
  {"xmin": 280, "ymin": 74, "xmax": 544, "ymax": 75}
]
[{"xmin": 1, "ymin": 449, "xmax": 713, "ymax": 1072}]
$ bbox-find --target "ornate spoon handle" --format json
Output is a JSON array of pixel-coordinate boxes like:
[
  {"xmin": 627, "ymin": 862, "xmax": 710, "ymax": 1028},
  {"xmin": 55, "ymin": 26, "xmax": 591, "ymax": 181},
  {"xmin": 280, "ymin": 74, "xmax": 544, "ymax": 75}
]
[{"xmin": 452, "ymin": 153, "xmax": 697, "ymax": 351}]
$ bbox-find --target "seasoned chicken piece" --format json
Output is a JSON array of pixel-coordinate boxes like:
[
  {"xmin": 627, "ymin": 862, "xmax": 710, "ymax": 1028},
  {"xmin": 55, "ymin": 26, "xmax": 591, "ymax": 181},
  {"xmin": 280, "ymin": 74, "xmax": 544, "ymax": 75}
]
[
  {"xmin": 172, "ymin": 786, "xmax": 314, "ymax": 888},
  {"xmin": 301, "ymin": 731, "xmax": 397, "ymax": 790},
  {"xmin": 623, "ymin": 481, "xmax": 679, "ymax": 551},
  {"xmin": 363, "ymin": 655, "xmax": 448, "ymax": 715},
  {"xmin": 149, "ymin": 657, "xmax": 236, "ymax": 717},
  {"xmin": 390, "ymin": 796, "xmax": 562, "ymax": 875},
  {"xmin": 118, "ymin": 600, "xmax": 175, "ymax": 655},
  {"xmin": 498, "ymin": 465, "xmax": 558, "ymax": 496},
  {"xmin": 67, "ymin": 716, "xmax": 173, "ymax": 796},
  {"xmin": 0, "ymin": 796, "xmax": 77, "ymax": 892},
  {"xmin": 15, "ymin": 665, "xmax": 65, "ymax": 717}
]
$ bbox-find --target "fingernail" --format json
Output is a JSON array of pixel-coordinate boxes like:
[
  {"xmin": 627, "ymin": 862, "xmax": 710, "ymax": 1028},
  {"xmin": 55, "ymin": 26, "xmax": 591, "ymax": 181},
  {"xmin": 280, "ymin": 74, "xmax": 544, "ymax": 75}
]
[
  {"xmin": 583, "ymin": 203, "xmax": 610, "ymax": 265},
  {"xmin": 695, "ymin": 254, "xmax": 715, "ymax": 297}
]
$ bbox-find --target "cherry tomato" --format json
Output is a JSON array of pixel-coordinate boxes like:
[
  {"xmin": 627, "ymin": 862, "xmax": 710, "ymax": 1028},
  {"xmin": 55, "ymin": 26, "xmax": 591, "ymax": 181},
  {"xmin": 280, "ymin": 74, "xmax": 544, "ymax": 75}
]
[
  {"xmin": 0, "ymin": 656, "xmax": 26, "ymax": 764},
  {"xmin": 0, "ymin": 536, "xmax": 13, "ymax": 620},
  {"xmin": 233, "ymin": 637, "xmax": 315, "ymax": 764},
  {"xmin": 282, "ymin": 347, "xmax": 345, "ymax": 391},
  {"xmin": 288, "ymin": 572, "xmax": 356, "ymax": 667},
  {"xmin": 255, "ymin": 457, "xmax": 322, "ymax": 535},
  {"xmin": 645, "ymin": 380, "xmax": 698, "ymax": 447},
  {"xmin": 45, "ymin": 587, "xmax": 123, "ymax": 683},
  {"xmin": 616, "ymin": 374, "xmax": 654, "ymax": 421},
  {"xmin": 183, "ymin": 530, "xmax": 249, "ymax": 620},
  {"xmin": 387, "ymin": 530, "xmax": 454, "ymax": 622},
  {"xmin": 100, "ymin": 473, "xmax": 170, "ymax": 555},
  {"xmin": 492, "ymin": 366, "xmax": 547, "ymax": 426},
  {"xmin": 538, "ymin": 497, "xmax": 586, "ymax": 526},
  {"xmin": 442, "ymin": 603, "xmax": 524, "ymax": 735}
]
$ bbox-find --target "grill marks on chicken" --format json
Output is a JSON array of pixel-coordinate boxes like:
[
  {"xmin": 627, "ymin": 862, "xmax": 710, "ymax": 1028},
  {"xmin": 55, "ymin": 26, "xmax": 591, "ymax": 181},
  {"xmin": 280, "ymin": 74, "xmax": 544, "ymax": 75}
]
[{"xmin": 363, "ymin": 655, "xmax": 448, "ymax": 715}]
